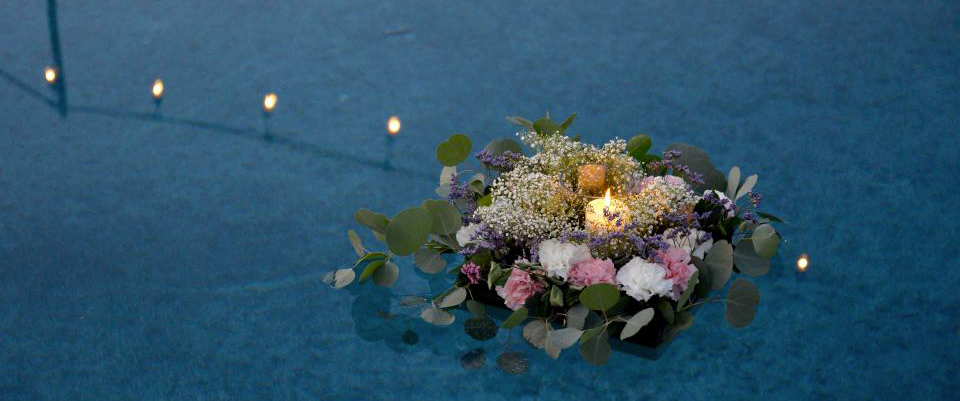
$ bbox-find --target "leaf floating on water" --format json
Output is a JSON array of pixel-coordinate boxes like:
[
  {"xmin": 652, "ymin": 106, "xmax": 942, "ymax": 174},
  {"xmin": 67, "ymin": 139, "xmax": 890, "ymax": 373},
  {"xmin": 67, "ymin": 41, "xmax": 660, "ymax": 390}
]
[
  {"xmin": 330, "ymin": 269, "xmax": 355, "ymax": 289},
  {"xmin": 421, "ymin": 307, "xmax": 455, "ymax": 326},
  {"xmin": 460, "ymin": 348, "xmax": 486, "ymax": 370},
  {"xmin": 496, "ymin": 351, "xmax": 530, "ymax": 375},
  {"xmin": 522, "ymin": 320, "xmax": 548, "ymax": 349},
  {"xmin": 401, "ymin": 329, "xmax": 419, "ymax": 345},
  {"xmin": 464, "ymin": 317, "xmax": 498, "ymax": 341},
  {"xmin": 579, "ymin": 330, "xmax": 612, "ymax": 366},
  {"xmin": 397, "ymin": 295, "xmax": 428, "ymax": 307},
  {"xmin": 566, "ymin": 304, "xmax": 589, "ymax": 330},
  {"xmin": 725, "ymin": 279, "xmax": 761, "ymax": 327},
  {"xmin": 437, "ymin": 287, "xmax": 467, "ymax": 308},
  {"xmin": 372, "ymin": 261, "xmax": 399, "ymax": 287}
]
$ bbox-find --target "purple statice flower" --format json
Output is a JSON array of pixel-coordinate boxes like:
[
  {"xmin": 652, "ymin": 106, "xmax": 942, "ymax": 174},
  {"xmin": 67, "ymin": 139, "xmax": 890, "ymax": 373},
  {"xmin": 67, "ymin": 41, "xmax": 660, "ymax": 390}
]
[
  {"xmin": 475, "ymin": 150, "xmax": 520, "ymax": 170},
  {"xmin": 461, "ymin": 262, "xmax": 482, "ymax": 285},
  {"xmin": 560, "ymin": 230, "xmax": 590, "ymax": 243},
  {"xmin": 645, "ymin": 151, "xmax": 704, "ymax": 185},
  {"xmin": 748, "ymin": 191, "xmax": 762, "ymax": 208},
  {"xmin": 742, "ymin": 212, "xmax": 759, "ymax": 224}
]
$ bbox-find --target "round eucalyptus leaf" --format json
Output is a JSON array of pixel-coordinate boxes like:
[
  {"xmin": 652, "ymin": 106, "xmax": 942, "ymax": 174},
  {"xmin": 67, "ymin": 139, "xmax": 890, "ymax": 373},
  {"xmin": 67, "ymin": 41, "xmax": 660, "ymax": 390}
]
[
  {"xmin": 372, "ymin": 261, "xmax": 399, "ymax": 287},
  {"xmin": 522, "ymin": 320, "xmax": 547, "ymax": 349},
  {"xmin": 579, "ymin": 329, "xmax": 612, "ymax": 366},
  {"xmin": 460, "ymin": 348, "xmax": 486, "ymax": 370},
  {"xmin": 483, "ymin": 138, "xmax": 523, "ymax": 159},
  {"xmin": 414, "ymin": 248, "xmax": 446, "ymax": 273},
  {"xmin": 354, "ymin": 209, "xmax": 389, "ymax": 234},
  {"xmin": 421, "ymin": 306, "xmax": 455, "ymax": 326},
  {"xmin": 735, "ymin": 174, "xmax": 758, "ymax": 201},
  {"xmin": 579, "ymin": 284, "xmax": 620, "ymax": 311},
  {"xmin": 566, "ymin": 304, "xmax": 590, "ymax": 330},
  {"xmin": 421, "ymin": 199, "xmax": 462, "ymax": 235},
  {"xmin": 677, "ymin": 270, "xmax": 699, "ymax": 309},
  {"xmin": 705, "ymin": 240, "xmax": 733, "ymax": 289},
  {"xmin": 466, "ymin": 300, "xmax": 486, "ymax": 317},
  {"xmin": 438, "ymin": 287, "xmax": 467, "ymax": 308},
  {"xmin": 385, "ymin": 208, "xmax": 432, "ymax": 256},
  {"xmin": 751, "ymin": 224, "xmax": 780, "ymax": 259},
  {"xmin": 332, "ymin": 268, "xmax": 355, "ymax": 289},
  {"xmin": 725, "ymin": 279, "xmax": 760, "ymax": 327},
  {"xmin": 656, "ymin": 298, "xmax": 675, "ymax": 324},
  {"xmin": 435, "ymin": 183, "xmax": 452, "ymax": 198},
  {"xmin": 439, "ymin": 165, "xmax": 457, "ymax": 185},
  {"xmin": 549, "ymin": 328, "xmax": 583, "ymax": 349},
  {"xmin": 734, "ymin": 238, "xmax": 771, "ymax": 277},
  {"xmin": 626, "ymin": 135, "xmax": 652, "ymax": 159},
  {"xmin": 620, "ymin": 308, "xmax": 655, "ymax": 341},
  {"xmin": 464, "ymin": 317, "xmax": 498, "ymax": 341},
  {"xmin": 436, "ymin": 133, "xmax": 472, "ymax": 166},
  {"xmin": 358, "ymin": 260, "xmax": 385, "ymax": 284},
  {"xmin": 496, "ymin": 352, "xmax": 529, "ymax": 375},
  {"xmin": 347, "ymin": 230, "xmax": 364, "ymax": 257},
  {"xmin": 665, "ymin": 143, "xmax": 727, "ymax": 192}
]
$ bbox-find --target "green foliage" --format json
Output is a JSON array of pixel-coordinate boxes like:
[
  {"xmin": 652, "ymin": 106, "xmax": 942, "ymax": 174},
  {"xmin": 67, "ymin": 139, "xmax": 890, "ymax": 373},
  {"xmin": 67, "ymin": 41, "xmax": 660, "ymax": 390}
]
[
  {"xmin": 620, "ymin": 308, "xmax": 654, "ymax": 340},
  {"xmin": 751, "ymin": 224, "xmax": 780, "ymax": 259},
  {"xmin": 579, "ymin": 329, "xmax": 612, "ymax": 366},
  {"xmin": 358, "ymin": 259, "xmax": 385, "ymax": 284},
  {"xmin": 385, "ymin": 207, "xmax": 432, "ymax": 256},
  {"xmin": 523, "ymin": 320, "xmax": 548, "ymax": 349},
  {"xmin": 705, "ymin": 240, "xmax": 734, "ymax": 289},
  {"xmin": 725, "ymin": 279, "xmax": 761, "ymax": 327},
  {"xmin": 733, "ymin": 238, "xmax": 771, "ymax": 277},
  {"xmin": 549, "ymin": 286, "xmax": 564, "ymax": 307},
  {"xmin": 354, "ymin": 209, "xmax": 390, "ymax": 234},
  {"xmin": 372, "ymin": 261, "xmax": 399, "ymax": 287},
  {"xmin": 466, "ymin": 300, "xmax": 486, "ymax": 317},
  {"xmin": 626, "ymin": 135, "xmax": 652, "ymax": 160},
  {"xmin": 501, "ymin": 307, "xmax": 528, "ymax": 329},
  {"xmin": 436, "ymin": 133, "xmax": 472, "ymax": 166},
  {"xmin": 347, "ymin": 230, "xmax": 364, "ymax": 257},
  {"xmin": 505, "ymin": 116, "xmax": 534, "ymax": 130},
  {"xmin": 665, "ymin": 143, "xmax": 727, "ymax": 192},
  {"xmin": 677, "ymin": 270, "xmax": 699, "ymax": 309},
  {"xmin": 579, "ymin": 284, "xmax": 620, "ymax": 312},
  {"xmin": 438, "ymin": 287, "xmax": 467, "ymax": 308},
  {"xmin": 486, "ymin": 262, "xmax": 503, "ymax": 290},
  {"xmin": 413, "ymin": 248, "xmax": 446, "ymax": 273},
  {"xmin": 566, "ymin": 304, "xmax": 589, "ymax": 330},
  {"xmin": 421, "ymin": 306, "xmax": 456, "ymax": 326},
  {"xmin": 421, "ymin": 199, "xmax": 462, "ymax": 235},
  {"xmin": 330, "ymin": 268, "xmax": 355, "ymax": 289}
]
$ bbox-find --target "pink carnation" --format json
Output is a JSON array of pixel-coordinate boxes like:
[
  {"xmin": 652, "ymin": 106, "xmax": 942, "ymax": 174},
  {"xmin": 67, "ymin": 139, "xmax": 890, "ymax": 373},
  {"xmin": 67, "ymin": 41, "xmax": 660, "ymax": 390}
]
[
  {"xmin": 495, "ymin": 268, "xmax": 546, "ymax": 310},
  {"xmin": 567, "ymin": 258, "xmax": 617, "ymax": 287},
  {"xmin": 659, "ymin": 246, "xmax": 698, "ymax": 300}
]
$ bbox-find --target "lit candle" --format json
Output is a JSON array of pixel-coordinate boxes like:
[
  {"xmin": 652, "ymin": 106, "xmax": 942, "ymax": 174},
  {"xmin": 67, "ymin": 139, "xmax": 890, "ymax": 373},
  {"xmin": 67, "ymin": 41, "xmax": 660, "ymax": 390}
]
[
  {"xmin": 585, "ymin": 188, "xmax": 630, "ymax": 232},
  {"xmin": 578, "ymin": 165, "xmax": 606, "ymax": 194},
  {"xmin": 152, "ymin": 79, "xmax": 164, "ymax": 100},
  {"xmin": 796, "ymin": 254, "xmax": 809, "ymax": 272},
  {"xmin": 263, "ymin": 93, "xmax": 278, "ymax": 113},
  {"xmin": 387, "ymin": 116, "xmax": 401, "ymax": 136},
  {"xmin": 44, "ymin": 66, "xmax": 58, "ymax": 84}
]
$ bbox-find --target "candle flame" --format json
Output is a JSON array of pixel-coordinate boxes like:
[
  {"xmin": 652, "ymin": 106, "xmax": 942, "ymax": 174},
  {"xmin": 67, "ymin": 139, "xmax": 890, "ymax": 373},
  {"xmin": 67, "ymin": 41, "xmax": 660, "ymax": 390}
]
[
  {"xmin": 152, "ymin": 79, "xmax": 164, "ymax": 99},
  {"xmin": 263, "ymin": 93, "xmax": 278, "ymax": 113},
  {"xmin": 603, "ymin": 188, "xmax": 611, "ymax": 207},
  {"xmin": 387, "ymin": 116, "xmax": 401, "ymax": 136},
  {"xmin": 44, "ymin": 66, "xmax": 57, "ymax": 84},
  {"xmin": 796, "ymin": 254, "xmax": 809, "ymax": 272}
]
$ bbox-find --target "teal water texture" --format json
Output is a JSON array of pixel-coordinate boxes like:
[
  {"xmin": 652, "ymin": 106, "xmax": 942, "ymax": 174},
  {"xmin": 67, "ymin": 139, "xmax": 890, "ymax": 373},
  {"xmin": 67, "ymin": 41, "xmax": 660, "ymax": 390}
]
[{"xmin": 0, "ymin": 0, "xmax": 958, "ymax": 400}]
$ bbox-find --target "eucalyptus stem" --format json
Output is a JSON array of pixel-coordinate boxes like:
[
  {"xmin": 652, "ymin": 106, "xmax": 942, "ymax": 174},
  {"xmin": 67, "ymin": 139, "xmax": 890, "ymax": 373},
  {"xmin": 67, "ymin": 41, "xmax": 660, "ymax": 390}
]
[{"xmin": 680, "ymin": 297, "xmax": 724, "ymax": 311}]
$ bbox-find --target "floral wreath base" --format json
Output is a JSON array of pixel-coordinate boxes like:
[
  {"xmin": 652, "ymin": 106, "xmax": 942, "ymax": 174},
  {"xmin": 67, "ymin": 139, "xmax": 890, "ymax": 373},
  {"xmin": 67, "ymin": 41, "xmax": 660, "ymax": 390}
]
[{"xmin": 329, "ymin": 113, "xmax": 784, "ymax": 368}]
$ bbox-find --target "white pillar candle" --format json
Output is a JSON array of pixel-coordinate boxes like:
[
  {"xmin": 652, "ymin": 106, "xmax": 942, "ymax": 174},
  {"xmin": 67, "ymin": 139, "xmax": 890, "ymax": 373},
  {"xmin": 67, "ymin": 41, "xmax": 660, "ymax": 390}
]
[{"xmin": 585, "ymin": 188, "xmax": 630, "ymax": 233}]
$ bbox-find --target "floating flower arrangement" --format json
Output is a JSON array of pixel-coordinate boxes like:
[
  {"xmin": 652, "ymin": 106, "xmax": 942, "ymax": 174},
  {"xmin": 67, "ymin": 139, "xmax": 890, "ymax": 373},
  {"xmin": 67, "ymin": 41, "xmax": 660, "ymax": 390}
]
[{"xmin": 329, "ymin": 114, "xmax": 783, "ymax": 369}]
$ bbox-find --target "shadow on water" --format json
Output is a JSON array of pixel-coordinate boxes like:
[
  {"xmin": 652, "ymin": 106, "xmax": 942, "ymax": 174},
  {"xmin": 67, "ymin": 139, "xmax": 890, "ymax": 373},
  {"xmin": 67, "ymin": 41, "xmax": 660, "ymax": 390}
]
[{"xmin": 0, "ymin": 0, "xmax": 433, "ymax": 181}]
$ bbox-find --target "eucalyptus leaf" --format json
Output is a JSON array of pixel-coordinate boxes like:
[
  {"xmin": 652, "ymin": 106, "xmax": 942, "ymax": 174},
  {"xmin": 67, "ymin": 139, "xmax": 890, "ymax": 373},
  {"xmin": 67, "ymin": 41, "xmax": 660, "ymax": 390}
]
[
  {"xmin": 372, "ymin": 261, "xmax": 399, "ymax": 287},
  {"xmin": 522, "ymin": 320, "xmax": 548, "ymax": 349},
  {"xmin": 353, "ymin": 252, "xmax": 387, "ymax": 268},
  {"xmin": 566, "ymin": 304, "xmax": 589, "ymax": 330},
  {"xmin": 354, "ymin": 209, "xmax": 389, "ymax": 234},
  {"xmin": 726, "ymin": 166, "xmax": 741, "ymax": 199},
  {"xmin": 439, "ymin": 166, "xmax": 457, "ymax": 185},
  {"xmin": 421, "ymin": 200, "xmax": 462, "ymax": 235},
  {"xmin": 725, "ymin": 279, "xmax": 760, "ymax": 327},
  {"xmin": 664, "ymin": 143, "xmax": 727, "ymax": 192},
  {"xmin": 705, "ymin": 240, "xmax": 734, "ymax": 290},
  {"xmin": 579, "ymin": 284, "xmax": 620, "ymax": 312},
  {"xmin": 347, "ymin": 230, "xmax": 364, "ymax": 257},
  {"xmin": 421, "ymin": 306, "xmax": 456, "ymax": 326},
  {"xmin": 549, "ymin": 286, "xmax": 564, "ymax": 307},
  {"xmin": 466, "ymin": 300, "xmax": 486, "ymax": 317},
  {"xmin": 579, "ymin": 329, "xmax": 612, "ymax": 366},
  {"xmin": 432, "ymin": 233, "xmax": 460, "ymax": 250},
  {"xmin": 413, "ymin": 248, "xmax": 446, "ymax": 273},
  {"xmin": 332, "ymin": 268, "xmax": 355, "ymax": 289},
  {"xmin": 505, "ymin": 116, "xmax": 534, "ymax": 130},
  {"xmin": 487, "ymin": 263, "xmax": 503, "ymax": 290},
  {"xmin": 438, "ymin": 287, "xmax": 467, "ymax": 308},
  {"xmin": 733, "ymin": 238, "xmax": 771, "ymax": 277},
  {"xmin": 544, "ymin": 335, "xmax": 562, "ymax": 359},
  {"xmin": 735, "ymin": 174, "xmax": 758, "ymax": 201},
  {"xmin": 476, "ymin": 194, "xmax": 492, "ymax": 207},
  {"xmin": 560, "ymin": 113, "xmax": 577, "ymax": 130},
  {"xmin": 436, "ymin": 133, "xmax": 472, "ymax": 166},
  {"xmin": 579, "ymin": 326, "xmax": 604, "ymax": 345},
  {"xmin": 751, "ymin": 224, "xmax": 780, "ymax": 259},
  {"xmin": 533, "ymin": 118, "xmax": 564, "ymax": 137},
  {"xmin": 385, "ymin": 207, "xmax": 432, "ymax": 256},
  {"xmin": 677, "ymin": 270, "xmax": 699, "ymax": 309},
  {"xmin": 549, "ymin": 328, "xmax": 583, "ymax": 349},
  {"xmin": 757, "ymin": 212, "xmax": 786, "ymax": 223},
  {"xmin": 483, "ymin": 139, "xmax": 523, "ymax": 159},
  {"xmin": 656, "ymin": 298, "xmax": 675, "ymax": 324},
  {"xmin": 358, "ymin": 260, "xmax": 385, "ymax": 284},
  {"xmin": 397, "ymin": 295, "xmax": 428, "ymax": 307},
  {"xmin": 626, "ymin": 135, "xmax": 652, "ymax": 160},
  {"xmin": 620, "ymin": 308, "xmax": 655, "ymax": 340},
  {"xmin": 502, "ymin": 307, "xmax": 528, "ymax": 329},
  {"xmin": 435, "ymin": 183, "xmax": 452, "ymax": 198}
]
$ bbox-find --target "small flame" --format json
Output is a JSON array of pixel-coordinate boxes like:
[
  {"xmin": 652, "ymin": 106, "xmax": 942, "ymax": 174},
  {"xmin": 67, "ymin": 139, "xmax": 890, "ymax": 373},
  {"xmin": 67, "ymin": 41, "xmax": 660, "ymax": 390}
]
[
  {"xmin": 603, "ymin": 188, "xmax": 611, "ymax": 207},
  {"xmin": 44, "ymin": 66, "xmax": 57, "ymax": 84},
  {"xmin": 387, "ymin": 116, "xmax": 401, "ymax": 136},
  {"xmin": 263, "ymin": 93, "xmax": 278, "ymax": 112},
  {"xmin": 152, "ymin": 79, "xmax": 164, "ymax": 99},
  {"xmin": 796, "ymin": 254, "xmax": 809, "ymax": 272}
]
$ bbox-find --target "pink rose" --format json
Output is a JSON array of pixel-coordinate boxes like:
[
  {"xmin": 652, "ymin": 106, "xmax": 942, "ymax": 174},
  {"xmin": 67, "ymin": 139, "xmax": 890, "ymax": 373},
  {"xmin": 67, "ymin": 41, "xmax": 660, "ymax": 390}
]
[
  {"xmin": 495, "ymin": 268, "xmax": 546, "ymax": 310},
  {"xmin": 659, "ymin": 246, "xmax": 698, "ymax": 300},
  {"xmin": 567, "ymin": 258, "xmax": 617, "ymax": 287}
]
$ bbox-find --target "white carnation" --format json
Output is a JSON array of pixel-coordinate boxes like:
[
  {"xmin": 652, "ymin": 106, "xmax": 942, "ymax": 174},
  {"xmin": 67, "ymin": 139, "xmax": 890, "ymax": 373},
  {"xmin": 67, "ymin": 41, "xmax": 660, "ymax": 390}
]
[
  {"xmin": 456, "ymin": 223, "xmax": 482, "ymax": 247},
  {"xmin": 670, "ymin": 228, "xmax": 714, "ymax": 259},
  {"xmin": 537, "ymin": 239, "xmax": 591, "ymax": 280},
  {"xmin": 616, "ymin": 257, "xmax": 673, "ymax": 302}
]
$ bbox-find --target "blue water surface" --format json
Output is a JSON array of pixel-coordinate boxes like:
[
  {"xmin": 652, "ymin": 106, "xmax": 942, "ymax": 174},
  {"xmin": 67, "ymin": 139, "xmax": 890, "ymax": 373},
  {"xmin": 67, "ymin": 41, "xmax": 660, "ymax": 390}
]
[{"xmin": 1, "ymin": 0, "xmax": 958, "ymax": 400}]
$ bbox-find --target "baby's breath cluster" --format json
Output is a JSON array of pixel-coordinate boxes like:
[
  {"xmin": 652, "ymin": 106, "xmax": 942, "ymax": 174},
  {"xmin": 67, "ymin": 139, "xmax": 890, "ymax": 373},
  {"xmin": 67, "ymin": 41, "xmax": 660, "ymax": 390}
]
[
  {"xmin": 623, "ymin": 177, "xmax": 701, "ymax": 235},
  {"xmin": 517, "ymin": 132, "xmax": 642, "ymax": 192},
  {"xmin": 475, "ymin": 167, "xmax": 583, "ymax": 242}
]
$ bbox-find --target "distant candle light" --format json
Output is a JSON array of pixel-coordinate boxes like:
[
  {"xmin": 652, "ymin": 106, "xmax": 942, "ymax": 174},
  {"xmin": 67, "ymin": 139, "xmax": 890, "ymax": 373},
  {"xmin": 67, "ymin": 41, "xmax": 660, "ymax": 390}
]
[
  {"xmin": 152, "ymin": 79, "xmax": 164, "ymax": 99},
  {"xmin": 44, "ymin": 66, "xmax": 58, "ymax": 84},
  {"xmin": 387, "ymin": 116, "xmax": 401, "ymax": 136},
  {"xmin": 796, "ymin": 254, "xmax": 809, "ymax": 272},
  {"xmin": 263, "ymin": 93, "xmax": 278, "ymax": 113}
]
